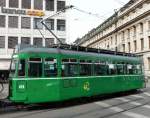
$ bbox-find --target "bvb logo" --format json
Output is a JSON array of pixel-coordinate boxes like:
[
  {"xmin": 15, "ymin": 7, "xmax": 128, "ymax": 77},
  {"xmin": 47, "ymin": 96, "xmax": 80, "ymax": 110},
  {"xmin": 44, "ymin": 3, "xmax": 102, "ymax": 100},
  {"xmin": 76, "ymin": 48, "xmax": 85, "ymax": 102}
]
[{"xmin": 83, "ymin": 82, "xmax": 90, "ymax": 91}]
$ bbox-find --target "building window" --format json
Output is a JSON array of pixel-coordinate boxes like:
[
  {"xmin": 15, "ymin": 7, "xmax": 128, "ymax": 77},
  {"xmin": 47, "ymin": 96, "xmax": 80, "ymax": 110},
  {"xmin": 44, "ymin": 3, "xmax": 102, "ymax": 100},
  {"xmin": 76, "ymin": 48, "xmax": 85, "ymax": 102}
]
[
  {"xmin": 148, "ymin": 21, "xmax": 150, "ymax": 30},
  {"xmin": 148, "ymin": 58, "xmax": 150, "ymax": 70},
  {"xmin": 58, "ymin": 38, "xmax": 66, "ymax": 44},
  {"xmin": 133, "ymin": 26, "xmax": 136, "ymax": 36},
  {"xmin": 0, "ymin": 36, "xmax": 5, "ymax": 48},
  {"xmin": 57, "ymin": 1, "xmax": 65, "ymax": 11},
  {"xmin": 57, "ymin": 19, "xmax": 66, "ymax": 31},
  {"xmin": 8, "ymin": 37, "xmax": 18, "ymax": 49},
  {"xmin": 127, "ymin": 29, "xmax": 130, "ymax": 39},
  {"xmin": 134, "ymin": 40, "xmax": 137, "ymax": 52},
  {"xmin": 8, "ymin": 16, "xmax": 18, "ymax": 28},
  {"xmin": 122, "ymin": 44, "xmax": 125, "ymax": 52},
  {"xmin": 0, "ymin": 15, "xmax": 5, "ymax": 27},
  {"xmin": 141, "ymin": 38, "xmax": 144, "ymax": 51},
  {"xmin": 149, "ymin": 36, "xmax": 150, "ymax": 49},
  {"xmin": 140, "ymin": 23, "xmax": 143, "ymax": 33},
  {"xmin": 115, "ymin": 35, "xmax": 117, "ymax": 45},
  {"xmin": 45, "ymin": 19, "xmax": 54, "ymax": 30},
  {"xmin": 122, "ymin": 31, "xmax": 124, "ymax": 40},
  {"xmin": 9, "ymin": 0, "xmax": 18, "ymax": 8},
  {"xmin": 45, "ymin": 38, "xmax": 54, "ymax": 47},
  {"xmin": 57, "ymin": 38, "xmax": 65, "ymax": 43},
  {"xmin": 33, "ymin": 18, "xmax": 43, "ymax": 29},
  {"xmin": 107, "ymin": 45, "xmax": 109, "ymax": 49},
  {"xmin": 33, "ymin": 38, "xmax": 43, "ymax": 46},
  {"xmin": 0, "ymin": 0, "xmax": 6, "ymax": 7},
  {"xmin": 111, "ymin": 37, "xmax": 113, "ymax": 45},
  {"xmin": 128, "ymin": 42, "xmax": 131, "ymax": 53},
  {"xmin": 34, "ymin": 0, "xmax": 43, "ymax": 10},
  {"xmin": 21, "ymin": 17, "xmax": 31, "ymax": 29},
  {"xmin": 21, "ymin": 37, "xmax": 30, "ymax": 44},
  {"xmin": 22, "ymin": 0, "xmax": 31, "ymax": 9},
  {"xmin": 46, "ymin": 0, "xmax": 54, "ymax": 11}
]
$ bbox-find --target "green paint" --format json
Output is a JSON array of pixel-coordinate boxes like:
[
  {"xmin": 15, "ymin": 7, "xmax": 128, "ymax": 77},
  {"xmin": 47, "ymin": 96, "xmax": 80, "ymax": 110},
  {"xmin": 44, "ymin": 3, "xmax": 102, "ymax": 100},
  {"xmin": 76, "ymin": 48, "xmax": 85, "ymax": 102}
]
[{"xmin": 9, "ymin": 47, "xmax": 145, "ymax": 104}]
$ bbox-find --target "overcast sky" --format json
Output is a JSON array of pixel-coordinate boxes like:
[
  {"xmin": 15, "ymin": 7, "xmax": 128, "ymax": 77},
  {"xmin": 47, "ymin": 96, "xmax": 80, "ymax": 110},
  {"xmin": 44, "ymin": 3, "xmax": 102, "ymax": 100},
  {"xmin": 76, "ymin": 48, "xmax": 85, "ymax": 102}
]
[{"xmin": 66, "ymin": 0, "xmax": 130, "ymax": 44}]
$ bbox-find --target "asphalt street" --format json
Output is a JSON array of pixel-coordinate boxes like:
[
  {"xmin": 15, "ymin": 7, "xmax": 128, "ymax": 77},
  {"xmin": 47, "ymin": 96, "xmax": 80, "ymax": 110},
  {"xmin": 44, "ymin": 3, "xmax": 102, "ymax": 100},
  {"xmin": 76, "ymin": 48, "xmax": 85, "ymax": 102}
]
[{"xmin": 1, "ymin": 82, "xmax": 150, "ymax": 118}]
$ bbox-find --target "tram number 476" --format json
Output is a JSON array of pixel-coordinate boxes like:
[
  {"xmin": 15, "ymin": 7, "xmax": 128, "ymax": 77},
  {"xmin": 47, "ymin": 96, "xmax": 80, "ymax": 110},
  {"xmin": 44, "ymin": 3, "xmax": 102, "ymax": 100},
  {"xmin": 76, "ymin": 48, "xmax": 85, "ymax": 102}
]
[{"xmin": 18, "ymin": 85, "xmax": 25, "ymax": 89}]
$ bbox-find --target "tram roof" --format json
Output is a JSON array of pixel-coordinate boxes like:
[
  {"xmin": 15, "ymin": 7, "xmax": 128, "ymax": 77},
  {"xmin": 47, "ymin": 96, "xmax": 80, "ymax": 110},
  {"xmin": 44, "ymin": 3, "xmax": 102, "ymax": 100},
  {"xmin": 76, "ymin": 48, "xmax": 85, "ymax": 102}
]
[{"xmin": 18, "ymin": 47, "xmax": 141, "ymax": 63}]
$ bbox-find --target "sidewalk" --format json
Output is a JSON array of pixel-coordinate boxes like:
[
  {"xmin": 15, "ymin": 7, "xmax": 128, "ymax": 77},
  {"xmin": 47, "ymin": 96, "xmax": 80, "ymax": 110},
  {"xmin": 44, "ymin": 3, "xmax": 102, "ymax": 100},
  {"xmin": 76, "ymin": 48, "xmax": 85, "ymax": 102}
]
[
  {"xmin": 146, "ymin": 80, "xmax": 150, "ymax": 88},
  {"xmin": 0, "ymin": 84, "xmax": 8, "ymax": 100}
]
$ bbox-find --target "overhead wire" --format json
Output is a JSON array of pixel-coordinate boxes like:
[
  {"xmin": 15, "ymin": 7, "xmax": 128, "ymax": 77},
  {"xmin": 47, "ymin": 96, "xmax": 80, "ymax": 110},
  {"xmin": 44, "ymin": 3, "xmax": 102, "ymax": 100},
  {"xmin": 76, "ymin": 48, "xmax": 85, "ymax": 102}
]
[
  {"xmin": 113, "ymin": 0, "xmax": 125, "ymax": 5},
  {"xmin": 72, "ymin": 6, "xmax": 109, "ymax": 20}
]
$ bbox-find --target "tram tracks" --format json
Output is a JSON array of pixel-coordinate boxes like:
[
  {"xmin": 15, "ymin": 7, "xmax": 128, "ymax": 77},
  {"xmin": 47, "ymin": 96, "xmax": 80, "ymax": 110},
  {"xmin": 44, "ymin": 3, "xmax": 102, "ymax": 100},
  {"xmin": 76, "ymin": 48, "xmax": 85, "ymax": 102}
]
[
  {"xmin": 6, "ymin": 95, "xmax": 149, "ymax": 118},
  {"xmin": 93, "ymin": 91, "xmax": 150, "ymax": 118},
  {"xmin": 99, "ymin": 99, "xmax": 150, "ymax": 118},
  {"xmin": 0, "ymin": 89, "xmax": 149, "ymax": 116}
]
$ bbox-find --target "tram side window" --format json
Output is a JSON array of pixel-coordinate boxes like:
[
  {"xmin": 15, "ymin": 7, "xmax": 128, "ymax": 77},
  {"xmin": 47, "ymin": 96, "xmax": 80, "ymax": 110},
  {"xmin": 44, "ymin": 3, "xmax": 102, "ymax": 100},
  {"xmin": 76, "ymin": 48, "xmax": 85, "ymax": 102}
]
[
  {"xmin": 133, "ymin": 64, "xmax": 142, "ymax": 74},
  {"xmin": 62, "ymin": 59, "xmax": 78, "ymax": 77},
  {"xmin": 127, "ymin": 64, "xmax": 134, "ymax": 74},
  {"xmin": 44, "ymin": 58, "xmax": 57, "ymax": 77},
  {"xmin": 79, "ymin": 60, "xmax": 92, "ymax": 76},
  {"xmin": 10, "ymin": 59, "xmax": 17, "ymax": 77},
  {"xmin": 136, "ymin": 64, "xmax": 142, "ymax": 74},
  {"xmin": 18, "ymin": 59, "xmax": 25, "ymax": 77},
  {"xmin": 94, "ymin": 61, "xmax": 108, "ymax": 75},
  {"xmin": 28, "ymin": 58, "xmax": 42, "ymax": 77},
  {"xmin": 116, "ymin": 63, "xmax": 124, "ymax": 75},
  {"xmin": 108, "ymin": 63, "xmax": 117, "ymax": 75}
]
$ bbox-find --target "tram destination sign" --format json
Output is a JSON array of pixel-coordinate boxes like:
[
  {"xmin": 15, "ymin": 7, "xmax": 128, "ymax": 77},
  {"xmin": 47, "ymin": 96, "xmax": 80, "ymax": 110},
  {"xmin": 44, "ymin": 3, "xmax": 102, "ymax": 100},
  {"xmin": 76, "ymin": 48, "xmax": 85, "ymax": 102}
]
[{"xmin": 1, "ymin": 7, "xmax": 45, "ymax": 16}]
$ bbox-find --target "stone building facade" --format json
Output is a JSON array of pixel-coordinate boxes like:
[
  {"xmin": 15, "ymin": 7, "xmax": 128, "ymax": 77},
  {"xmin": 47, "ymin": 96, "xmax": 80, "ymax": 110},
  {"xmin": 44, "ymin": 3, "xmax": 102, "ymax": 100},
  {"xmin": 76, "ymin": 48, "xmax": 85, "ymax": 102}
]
[{"xmin": 75, "ymin": 0, "xmax": 150, "ymax": 77}]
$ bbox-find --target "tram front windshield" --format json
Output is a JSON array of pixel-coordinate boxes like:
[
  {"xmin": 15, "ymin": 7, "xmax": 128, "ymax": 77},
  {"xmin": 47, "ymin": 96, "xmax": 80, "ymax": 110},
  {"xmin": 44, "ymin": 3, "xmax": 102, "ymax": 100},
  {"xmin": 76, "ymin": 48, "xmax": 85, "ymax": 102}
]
[{"xmin": 10, "ymin": 59, "xmax": 17, "ymax": 78}]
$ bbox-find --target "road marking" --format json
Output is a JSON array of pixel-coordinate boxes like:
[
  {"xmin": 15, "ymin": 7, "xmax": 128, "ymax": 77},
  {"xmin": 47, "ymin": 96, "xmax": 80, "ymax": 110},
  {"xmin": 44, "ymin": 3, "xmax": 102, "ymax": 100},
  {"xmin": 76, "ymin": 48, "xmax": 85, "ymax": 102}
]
[
  {"xmin": 116, "ymin": 97, "xmax": 150, "ymax": 109},
  {"xmin": 95, "ymin": 101, "xmax": 149, "ymax": 118},
  {"xmin": 95, "ymin": 102, "xmax": 110, "ymax": 107},
  {"xmin": 143, "ymin": 105, "xmax": 150, "ymax": 109},
  {"xmin": 131, "ymin": 95, "xmax": 144, "ymax": 98},
  {"xmin": 116, "ymin": 98, "xmax": 141, "ymax": 105},
  {"xmin": 115, "ymin": 98, "xmax": 130, "ymax": 102},
  {"xmin": 124, "ymin": 111, "xmax": 149, "ymax": 118},
  {"xmin": 110, "ymin": 106, "xmax": 123, "ymax": 112},
  {"xmin": 143, "ymin": 92, "xmax": 150, "ymax": 97},
  {"xmin": 130, "ymin": 102, "xmax": 141, "ymax": 106}
]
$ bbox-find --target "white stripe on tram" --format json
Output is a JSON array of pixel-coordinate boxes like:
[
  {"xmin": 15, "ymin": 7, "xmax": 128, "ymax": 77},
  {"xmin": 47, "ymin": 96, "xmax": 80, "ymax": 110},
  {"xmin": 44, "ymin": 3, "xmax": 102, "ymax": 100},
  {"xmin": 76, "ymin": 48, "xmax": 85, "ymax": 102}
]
[
  {"xmin": 12, "ymin": 75, "xmax": 143, "ymax": 80},
  {"xmin": 95, "ymin": 101, "xmax": 149, "ymax": 118}
]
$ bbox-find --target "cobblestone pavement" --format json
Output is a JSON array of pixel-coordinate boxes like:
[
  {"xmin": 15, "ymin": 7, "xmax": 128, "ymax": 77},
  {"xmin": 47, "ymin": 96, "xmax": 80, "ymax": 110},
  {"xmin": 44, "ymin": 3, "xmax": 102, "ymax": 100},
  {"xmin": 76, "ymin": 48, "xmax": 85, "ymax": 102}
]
[
  {"xmin": 1, "ymin": 81, "xmax": 150, "ymax": 118},
  {"xmin": 1, "ymin": 85, "xmax": 150, "ymax": 118},
  {"xmin": 0, "ymin": 84, "xmax": 8, "ymax": 99}
]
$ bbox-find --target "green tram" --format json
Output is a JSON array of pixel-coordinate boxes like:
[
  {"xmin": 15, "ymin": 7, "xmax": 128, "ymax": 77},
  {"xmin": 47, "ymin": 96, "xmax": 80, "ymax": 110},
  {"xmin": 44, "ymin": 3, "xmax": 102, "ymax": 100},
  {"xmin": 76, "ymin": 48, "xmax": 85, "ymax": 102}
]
[{"xmin": 9, "ymin": 45, "xmax": 145, "ymax": 104}]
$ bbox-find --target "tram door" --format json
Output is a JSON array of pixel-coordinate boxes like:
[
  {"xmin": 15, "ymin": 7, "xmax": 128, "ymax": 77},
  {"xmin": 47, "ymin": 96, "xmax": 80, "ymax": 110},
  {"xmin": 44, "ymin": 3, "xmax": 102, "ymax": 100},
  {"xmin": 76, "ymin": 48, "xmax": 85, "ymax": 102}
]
[{"xmin": 61, "ymin": 59, "xmax": 78, "ymax": 98}]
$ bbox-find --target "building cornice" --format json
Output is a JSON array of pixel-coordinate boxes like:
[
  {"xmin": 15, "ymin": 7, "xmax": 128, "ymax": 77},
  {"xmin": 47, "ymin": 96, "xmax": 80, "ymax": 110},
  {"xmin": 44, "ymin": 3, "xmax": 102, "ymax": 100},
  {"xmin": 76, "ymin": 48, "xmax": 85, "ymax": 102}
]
[
  {"xmin": 118, "ymin": 0, "xmax": 147, "ymax": 20},
  {"xmin": 87, "ymin": 9, "xmax": 150, "ymax": 47},
  {"xmin": 78, "ymin": 0, "xmax": 148, "ymax": 46}
]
